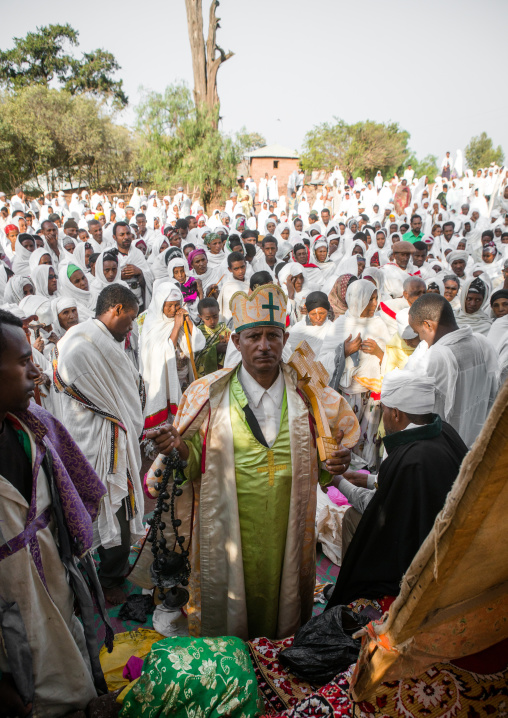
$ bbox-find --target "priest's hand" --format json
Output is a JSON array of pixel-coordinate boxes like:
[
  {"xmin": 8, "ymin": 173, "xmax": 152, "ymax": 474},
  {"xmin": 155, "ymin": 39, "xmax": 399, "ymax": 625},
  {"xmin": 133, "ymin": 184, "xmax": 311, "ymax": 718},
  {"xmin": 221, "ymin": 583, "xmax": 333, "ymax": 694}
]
[
  {"xmin": 325, "ymin": 429, "xmax": 351, "ymax": 476},
  {"xmin": 146, "ymin": 425, "xmax": 190, "ymax": 461}
]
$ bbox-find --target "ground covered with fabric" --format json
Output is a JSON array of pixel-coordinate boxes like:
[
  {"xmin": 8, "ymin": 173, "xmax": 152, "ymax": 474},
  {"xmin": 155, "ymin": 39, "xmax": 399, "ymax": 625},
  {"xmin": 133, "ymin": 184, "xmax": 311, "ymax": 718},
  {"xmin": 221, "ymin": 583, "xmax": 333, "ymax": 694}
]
[
  {"xmin": 93, "ymin": 545, "xmax": 508, "ymax": 718},
  {"xmin": 248, "ymin": 635, "xmax": 508, "ymax": 717}
]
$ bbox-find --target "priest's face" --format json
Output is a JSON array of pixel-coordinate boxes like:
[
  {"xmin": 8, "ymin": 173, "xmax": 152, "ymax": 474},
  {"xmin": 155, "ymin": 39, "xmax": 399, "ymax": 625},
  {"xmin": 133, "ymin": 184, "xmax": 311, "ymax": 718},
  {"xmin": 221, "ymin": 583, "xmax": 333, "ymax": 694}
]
[{"xmin": 232, "ymin": 326, "xmax": 288, "ymax": 376}]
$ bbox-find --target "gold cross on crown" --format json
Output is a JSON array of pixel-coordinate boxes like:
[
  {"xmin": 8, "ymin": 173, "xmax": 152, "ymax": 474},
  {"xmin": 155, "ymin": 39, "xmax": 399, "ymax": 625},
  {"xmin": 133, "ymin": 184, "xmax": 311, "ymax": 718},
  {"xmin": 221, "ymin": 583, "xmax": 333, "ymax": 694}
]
[{"xmin": 288, "ymin": 340, "xmax": 339, "ymax": 462}]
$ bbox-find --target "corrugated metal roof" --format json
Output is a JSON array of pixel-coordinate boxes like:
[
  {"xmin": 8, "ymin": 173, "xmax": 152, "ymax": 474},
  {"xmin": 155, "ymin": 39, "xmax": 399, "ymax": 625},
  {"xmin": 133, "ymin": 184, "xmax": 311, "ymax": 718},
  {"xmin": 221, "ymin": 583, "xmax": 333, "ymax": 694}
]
[{"xmin": 246, "ymin": 143, "xmax": 299, "ymax": 159}]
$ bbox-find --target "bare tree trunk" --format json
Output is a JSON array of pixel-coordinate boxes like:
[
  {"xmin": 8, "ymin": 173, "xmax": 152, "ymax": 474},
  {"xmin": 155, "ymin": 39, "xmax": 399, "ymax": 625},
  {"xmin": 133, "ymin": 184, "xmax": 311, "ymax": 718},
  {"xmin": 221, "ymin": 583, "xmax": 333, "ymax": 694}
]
[
  {"xmin": 184, "ymin": 0, "xmax": 207, "ymax": 108},
  {"xmin": 206, "ymin": 0, "xmax": 234, "ymax": 113},
  {"xmin": 185, "ymin": 0, "xmax": 234, "ymax": 122}
]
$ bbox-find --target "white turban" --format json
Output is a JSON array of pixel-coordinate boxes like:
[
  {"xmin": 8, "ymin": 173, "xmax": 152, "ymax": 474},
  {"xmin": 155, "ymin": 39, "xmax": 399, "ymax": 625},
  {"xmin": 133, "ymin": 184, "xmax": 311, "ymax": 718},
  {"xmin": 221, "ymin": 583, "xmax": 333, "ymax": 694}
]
[
  {"xmin": 396, "ymin": 307, "xmax": 418, "ymax": 340},
  {"xmin": 381, "ymin": 368, "xmax": 436, "ymax": 415},
  {"xmin": 447, "ymin": 250, "xmax": 468, "ymax": 266}
]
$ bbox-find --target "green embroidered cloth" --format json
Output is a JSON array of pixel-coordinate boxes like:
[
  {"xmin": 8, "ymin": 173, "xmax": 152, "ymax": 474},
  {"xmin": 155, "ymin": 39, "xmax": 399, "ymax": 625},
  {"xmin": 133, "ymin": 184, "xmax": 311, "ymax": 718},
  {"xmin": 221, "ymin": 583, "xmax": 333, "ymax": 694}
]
[{"xmin": 120, "ymin": 636, "xmax": 263, "ymax": 718}]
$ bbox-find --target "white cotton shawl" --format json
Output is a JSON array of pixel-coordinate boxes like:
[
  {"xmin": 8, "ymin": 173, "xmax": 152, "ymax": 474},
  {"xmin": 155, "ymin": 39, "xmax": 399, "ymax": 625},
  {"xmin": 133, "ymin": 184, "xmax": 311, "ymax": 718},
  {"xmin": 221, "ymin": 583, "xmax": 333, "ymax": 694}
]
[
  {"xmin": 28, "ymin": 248, "xmax": 51, "ymax": 273},
  {"xmin": 57, "ymin": 265, "xmax": 95, "ymax": 320},
  {"xmin": 50, "ymin": 296, "xmax": 77, "ymax": 338},
  {"xmin": 90, "ymin": 253, "xmax": 128, "ymax": 301},
  {"xmin": 0, "ymin": 264, "xmax": 9, "ymax": 302},
  {"xmin": 487, "ymin": 315, "xmax": 508, "ymax": 383},
  {"xmin": 320, "ymin": 279, "xmax": 390, "ymax": 393},
  {"xmin": 286, "ymin": 317, "xmax": 334, "ymax": 356},
  {"xmin": 139, "ymin": 282, "xmax": 205, "ymax": 430},
  {"xmin": 12, "ymin": 237, "xmax": 34, "ymax": 275},
  {"xmin": 190, "ymin": 262, "xmax": 222, "ymax": 296},
  {"xmin": 4, "ymin": 276, "xmax": 34, "ymax": 304},
  {"xmin": 31, "ymin": 265, "xmax": 58, "ymax": 299},
  {"xmin": 56, "ymin": 318, "xmax": 145, "ymax": 548},
  {"xmin": 455, "ymin": 275, "xmax": 493, "ymax": 336},
  {"xmin": 278, "ymin": 261, "xmax": 311, "ymax": 310}
]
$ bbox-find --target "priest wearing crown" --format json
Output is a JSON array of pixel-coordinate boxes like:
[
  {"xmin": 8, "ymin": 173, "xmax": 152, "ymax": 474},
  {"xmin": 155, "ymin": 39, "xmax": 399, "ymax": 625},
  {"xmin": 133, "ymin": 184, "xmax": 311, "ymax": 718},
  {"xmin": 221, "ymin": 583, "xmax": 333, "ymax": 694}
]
[{"xmin": 146, "ymin": 284, "xmax": 360, "ymax": 640}]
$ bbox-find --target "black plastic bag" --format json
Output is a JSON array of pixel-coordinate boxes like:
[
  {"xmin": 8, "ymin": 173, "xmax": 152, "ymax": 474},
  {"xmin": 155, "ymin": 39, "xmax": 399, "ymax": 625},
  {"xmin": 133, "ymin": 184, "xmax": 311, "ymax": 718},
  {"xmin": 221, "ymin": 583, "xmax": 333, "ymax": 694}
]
[
  {"xmin": 118, "ymin": 594, "xmax": 155, "ymax": 623},
  {"xmin": 278, "ymin": 605, "xmax": 370, "ymax": 684}
]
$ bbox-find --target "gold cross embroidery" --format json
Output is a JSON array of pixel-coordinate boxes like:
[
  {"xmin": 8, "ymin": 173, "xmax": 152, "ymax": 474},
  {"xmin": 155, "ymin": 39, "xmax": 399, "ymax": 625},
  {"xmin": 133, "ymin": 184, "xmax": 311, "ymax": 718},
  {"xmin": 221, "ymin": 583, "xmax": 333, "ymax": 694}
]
[{"xmin": 257, "ymin": 450, "xmax": 287, "ymax": 487}]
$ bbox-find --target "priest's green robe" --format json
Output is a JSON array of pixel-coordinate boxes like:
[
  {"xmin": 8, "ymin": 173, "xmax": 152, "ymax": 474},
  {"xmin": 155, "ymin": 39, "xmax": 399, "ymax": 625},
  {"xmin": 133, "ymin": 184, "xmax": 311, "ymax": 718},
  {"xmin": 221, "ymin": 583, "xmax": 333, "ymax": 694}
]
[{"xmin": 147, "ymin": 363, "xmax": 360, "ymax": 640}]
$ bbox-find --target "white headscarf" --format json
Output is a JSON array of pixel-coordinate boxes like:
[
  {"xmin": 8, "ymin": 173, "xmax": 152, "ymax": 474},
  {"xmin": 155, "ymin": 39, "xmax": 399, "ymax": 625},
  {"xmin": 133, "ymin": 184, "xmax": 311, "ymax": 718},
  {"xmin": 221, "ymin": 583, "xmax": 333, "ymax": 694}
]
[
  {"xmin": 90, "ymin": 252, "xmax": 128, "ymax": 298},
  {"xmin": 19, "ymin": 294, "xmax": 53, "ymax": 327},
  {"xmin": 4, "ymin": 276, "xmax": 34, "ymax": 304},
  {"xmin": 28, "ymin": 247, "xmax": 51, "ymax": 274},
  {"xmin": 31, "ymin": 264, "xmax": 58, "ymax": 299},
  {"xmin": 51, "ymin": 296, "xmax": 78, "ymax": 338},
  {"xmin": 58, "ymin": 264, "xmax": 95, "ymax": 319},
  {"xmin": 455, "ymin": 275, "xmax": 493, "ymax": 336},
  {"xmin": 12, "ymin": 235, "xmax": 36, "ymax": 275}
]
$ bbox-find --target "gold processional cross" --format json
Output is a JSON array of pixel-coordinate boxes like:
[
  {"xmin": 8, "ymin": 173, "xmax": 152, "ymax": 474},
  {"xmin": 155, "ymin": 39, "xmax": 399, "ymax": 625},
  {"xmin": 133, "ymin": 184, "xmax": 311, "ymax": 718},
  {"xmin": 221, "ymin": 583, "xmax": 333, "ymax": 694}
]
[{"xmin": 288, "ymin": 340, "xmax": 339, "ymax": 462}]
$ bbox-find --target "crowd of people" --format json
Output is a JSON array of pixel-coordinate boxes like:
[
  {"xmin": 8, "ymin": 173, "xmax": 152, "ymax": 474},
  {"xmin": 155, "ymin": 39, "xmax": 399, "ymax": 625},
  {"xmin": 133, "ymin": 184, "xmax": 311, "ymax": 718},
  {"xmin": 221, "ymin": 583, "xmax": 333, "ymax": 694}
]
[{"xmin": 0, "ymin": 157, "xmax": 507, "ymax": 716}]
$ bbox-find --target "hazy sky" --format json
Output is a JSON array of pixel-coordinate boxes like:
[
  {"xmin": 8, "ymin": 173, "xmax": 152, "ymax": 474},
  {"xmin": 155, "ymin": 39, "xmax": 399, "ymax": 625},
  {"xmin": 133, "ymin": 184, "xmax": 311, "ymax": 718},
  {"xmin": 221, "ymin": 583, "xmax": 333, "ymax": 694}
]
[{"xmin": 3, "ymin": 0, "xmax": 507, "ymax": 163}]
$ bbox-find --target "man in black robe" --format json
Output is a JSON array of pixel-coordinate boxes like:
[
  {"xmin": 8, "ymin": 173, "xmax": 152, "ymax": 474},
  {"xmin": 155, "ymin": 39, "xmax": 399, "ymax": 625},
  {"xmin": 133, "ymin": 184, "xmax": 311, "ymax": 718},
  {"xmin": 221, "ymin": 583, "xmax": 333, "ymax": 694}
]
[{"xmin": 327, "ymin": 368, "xmax": 468, "ymax": 608}]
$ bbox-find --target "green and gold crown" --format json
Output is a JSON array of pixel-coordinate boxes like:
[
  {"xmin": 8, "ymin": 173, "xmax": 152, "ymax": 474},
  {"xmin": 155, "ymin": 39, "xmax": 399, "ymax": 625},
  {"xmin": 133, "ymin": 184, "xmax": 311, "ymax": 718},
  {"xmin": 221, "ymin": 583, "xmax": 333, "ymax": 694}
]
[{"xmin": 230, "ymin": 284, "xmax": 287, "ymax": 332}]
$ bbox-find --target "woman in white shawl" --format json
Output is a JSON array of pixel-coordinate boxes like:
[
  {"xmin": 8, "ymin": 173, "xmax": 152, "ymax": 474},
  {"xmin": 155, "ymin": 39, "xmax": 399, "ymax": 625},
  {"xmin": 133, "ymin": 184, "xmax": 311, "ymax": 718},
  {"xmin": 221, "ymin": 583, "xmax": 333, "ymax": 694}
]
[
  {"xmin": 72, "ymin": 241, "xmax": 93, "ymax": 273},
  {"xmin": 286, "ymin": 291, "xmax": 335, "ymax": 355},
  {"xmin": 4, "ymin": 275, "xmax": 35, "ymax": 304},
  {"xmin": 58, "ymin": 263, "xmax": 95, "ymax": 320},
  {"xmin": 139, "ymin": 283, "xmax": 205, "ymax": 433},
  {"xmin": 320, "ymin": 279, "xmax": 390, "ymax": 469},
  {"xmin": 166, "ymin": 256, "xmax": 203, "ymax": 323},
  {"xmin": 455, "ymin": 275, "xmax": 493, "ymax": 336},
  {"xmin": 203, "ymin": 232, "xmax": 226, "ymax": 270},
  {"xmin": 28, "ymin": 247, "xmax": 52, "ymax": 273},
  {"xmin": 31, "ymin": 264, "xmax": 59, "ymax": 299},
  {"xmin": 51, "ymin": 296, "xmax": 79, "ymax": 340},
  {"xmin": 278, "ymin": 261, "xmax": 311, "ymax": 324},
  {"xmin": 12, "ymin": 234, "xmax": 36, "ymax": 275},
  {"xmin": 89, "ymin": 252, "xmax": 128, "ymax": 302},
  {"xmin": 147, "ymin": 234, "xmax": 169, "ymax": 265}
]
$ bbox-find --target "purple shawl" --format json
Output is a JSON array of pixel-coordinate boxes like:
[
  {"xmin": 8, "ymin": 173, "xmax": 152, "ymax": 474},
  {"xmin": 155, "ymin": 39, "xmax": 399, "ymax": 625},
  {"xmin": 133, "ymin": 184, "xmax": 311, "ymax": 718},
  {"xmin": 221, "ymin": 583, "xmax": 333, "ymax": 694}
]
[{"xmin": 13, "ymin": 403, "xmax": 106, "ymax": 556}]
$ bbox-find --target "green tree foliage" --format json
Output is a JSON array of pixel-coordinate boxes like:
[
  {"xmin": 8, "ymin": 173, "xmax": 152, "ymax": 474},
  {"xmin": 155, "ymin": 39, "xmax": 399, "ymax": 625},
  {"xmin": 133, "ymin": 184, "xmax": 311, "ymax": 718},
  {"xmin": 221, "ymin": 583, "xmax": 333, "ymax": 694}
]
[
  {"xmin": 465, "ymin": 132, "xmax": 504, "ymax": 173},
  {"xmin": 403, "ymin": 154, "xmax": 439, "ymax": 181},
  {"xmin": 300, "ymin": 118, "xmax": 410, "ymax": 179},
  {"xmin": 235, "ymin": 128, "xmax": 266, "ymax": 154},
  {"xmin": 0, "ymin": 86, "xmax": 136, "ymax": 191},
  {"xmin": 0, "ymin": 24, "xmax": 127, "ymax": 108},
  {"xmin": 135, "ymin": 83, "xmax": 242, "ymax": 209}
]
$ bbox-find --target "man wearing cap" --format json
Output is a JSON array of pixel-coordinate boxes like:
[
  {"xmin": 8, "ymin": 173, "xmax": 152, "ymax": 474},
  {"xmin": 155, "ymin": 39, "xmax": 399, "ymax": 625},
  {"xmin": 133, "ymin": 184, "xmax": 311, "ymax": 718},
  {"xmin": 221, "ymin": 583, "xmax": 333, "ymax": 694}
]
[
  {"xmin": 146, "ymin": 284, "xmax": 361, "ymax": 640},
  {"xmin": 327, "ymin": 368, "xmax": 468, "ymax": 607}
]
